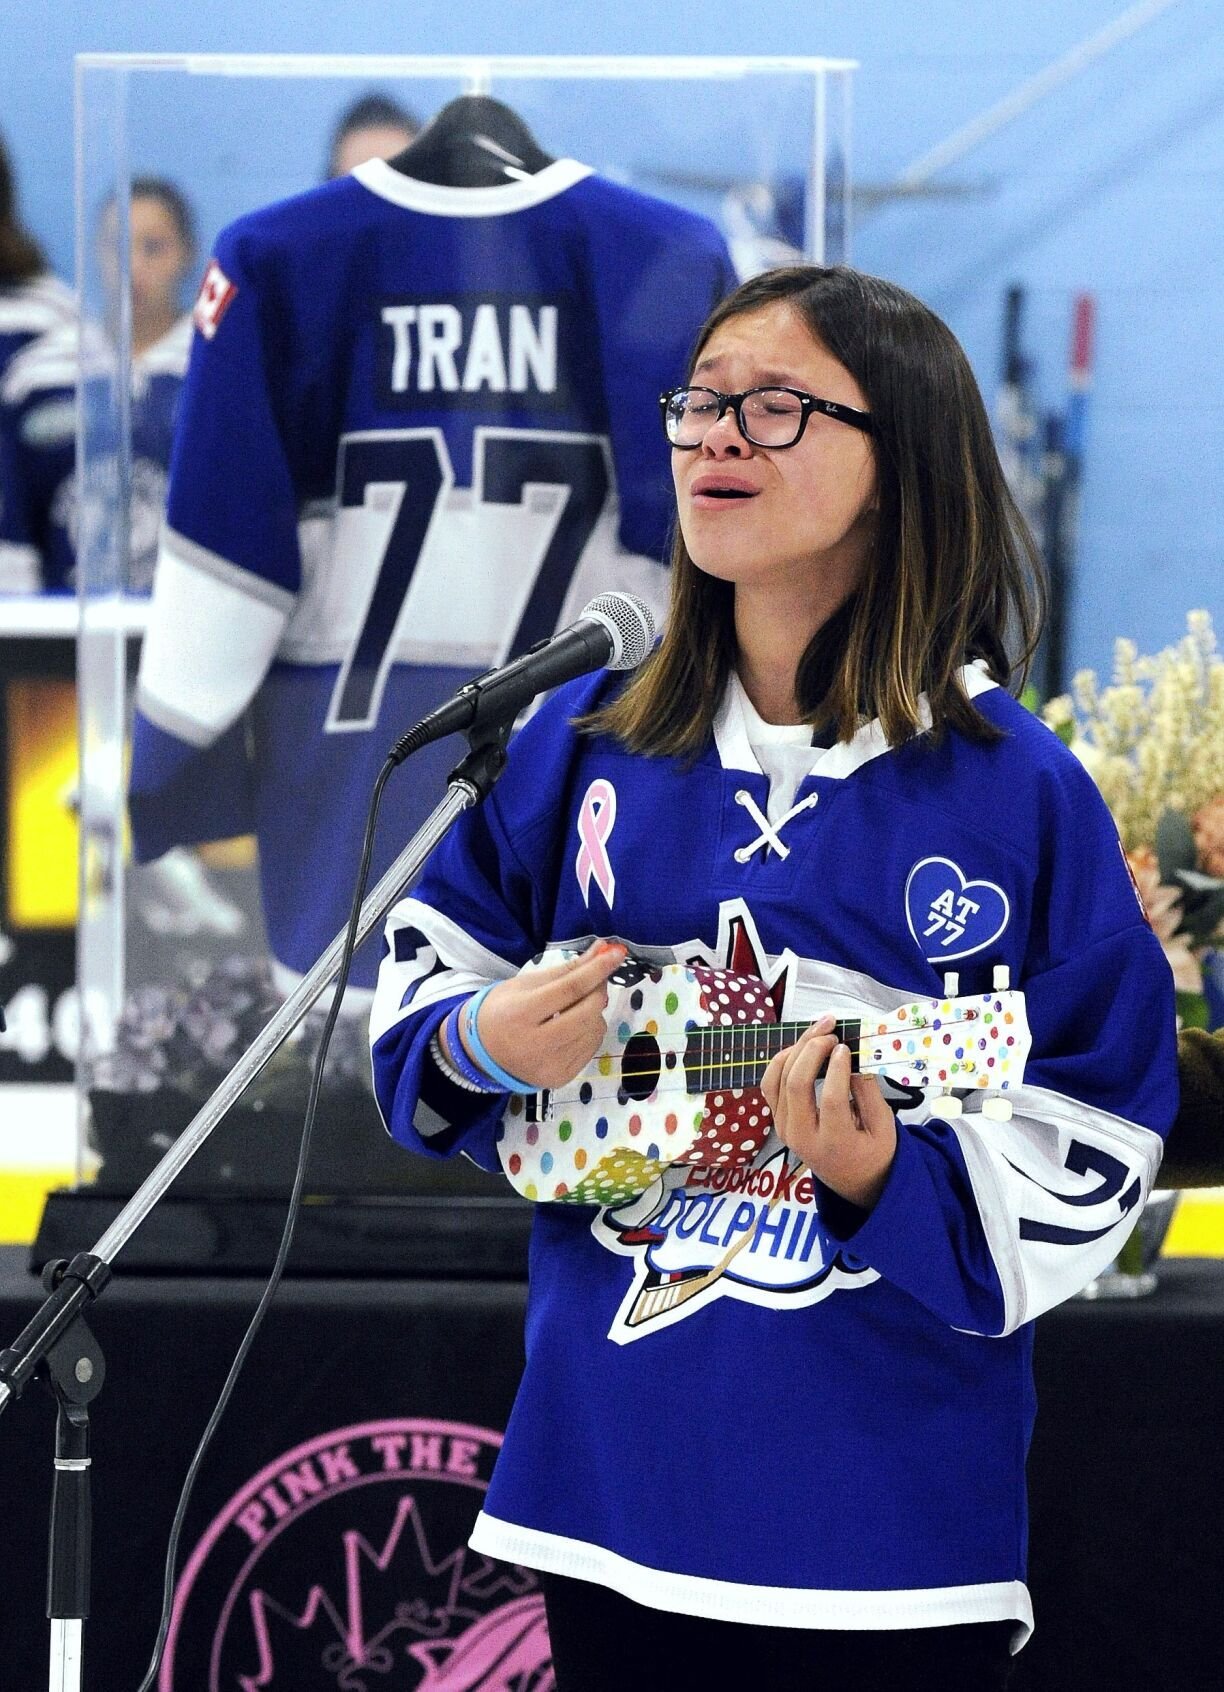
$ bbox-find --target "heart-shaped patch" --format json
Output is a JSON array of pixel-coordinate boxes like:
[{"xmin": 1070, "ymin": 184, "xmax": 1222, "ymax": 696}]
[{"xmin": 904, "ymin": 856, "xmax": 1010, "ymax": 963}]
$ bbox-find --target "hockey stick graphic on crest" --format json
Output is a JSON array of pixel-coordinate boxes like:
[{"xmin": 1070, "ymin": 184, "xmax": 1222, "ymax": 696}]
[{"xmin": 623, "ymin": 1150, "xmax": 805, "ymax": 1328}]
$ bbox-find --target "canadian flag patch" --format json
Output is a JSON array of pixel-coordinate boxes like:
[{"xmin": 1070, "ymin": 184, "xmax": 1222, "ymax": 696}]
[{"xmin": 193, "ymin": 259, "xmax": 238, "ymax": 341}]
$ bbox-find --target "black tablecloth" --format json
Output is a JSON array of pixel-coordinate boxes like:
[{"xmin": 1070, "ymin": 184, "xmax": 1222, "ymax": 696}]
[{"xmin": 0, "ymin": 1246, "xmax": 1220, "ymax": 1690}]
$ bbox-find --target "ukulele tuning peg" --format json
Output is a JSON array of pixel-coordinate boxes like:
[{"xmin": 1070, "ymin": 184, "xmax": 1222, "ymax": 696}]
[
  {"xmin": 982, "ymin": 1097, "xmax": 1013, "ymax": 1122},
  {"xmin": 992, "ymin": 965, "xmax": 1011, "ymax": 991},
  {"xmin": 932, "ymin": 1091, "xmax": 963, "ymax": 1118},
  {"xmin": 943, "ymin": 972, "xmax": 959, "ymax": 997}
]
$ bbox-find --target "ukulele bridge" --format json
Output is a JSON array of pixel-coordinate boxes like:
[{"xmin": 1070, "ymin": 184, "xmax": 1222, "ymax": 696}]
[{"xmin": 525, "ymin": 1089, "xmax": 553, "ymax": 1124}]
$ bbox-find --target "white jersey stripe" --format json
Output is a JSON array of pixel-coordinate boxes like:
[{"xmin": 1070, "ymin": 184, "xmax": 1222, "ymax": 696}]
[
  {"xmin": 370, "ymin": 895, "xmax": 521, "ymax": 1046},
  {"xmin": 0, "ymin": 542, "xmax": 41, "ymax": 593},
  {"xmin": 951, "ymin": 1084, "xmax": 1164, "ymax": 1335},
  {"xmin": 469, "ymin": 1512, "xmax": 1034, "ymax": 1648},
  {"xmin": 136, "ymin": 533, "xmax": 291, "ymax": 740}
]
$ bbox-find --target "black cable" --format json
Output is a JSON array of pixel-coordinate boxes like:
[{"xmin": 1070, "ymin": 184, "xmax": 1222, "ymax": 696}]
[{"xmin": 133, "ymin": 752, "xmax": 397, "ymax": 1692}]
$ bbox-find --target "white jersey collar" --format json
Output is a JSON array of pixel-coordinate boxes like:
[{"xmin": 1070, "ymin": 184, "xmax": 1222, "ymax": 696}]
[
  {"xmin": 712, "ymin": 660, "xmax": 1000, "ymax": 779},
  {"xmin": 352, "ymin": 155, "xmax": 593, "ymax": 218}
]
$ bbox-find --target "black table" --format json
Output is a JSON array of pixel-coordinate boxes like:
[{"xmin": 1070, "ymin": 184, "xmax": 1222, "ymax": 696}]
[{"xmin": 0, "ymin": 1246, "xmax": 1220, "ymax": 1690}]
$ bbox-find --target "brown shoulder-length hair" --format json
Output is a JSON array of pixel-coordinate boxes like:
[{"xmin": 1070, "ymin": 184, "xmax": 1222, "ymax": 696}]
[
  {"xmin": 0, "ymin": 134, "xmax": 47, "ymax": 286},
  {"xmin": 585, "ymin": 265, "xmax": 1046, "ymax": 756}
]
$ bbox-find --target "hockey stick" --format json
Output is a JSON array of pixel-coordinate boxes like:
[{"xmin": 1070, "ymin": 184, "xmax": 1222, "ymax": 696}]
[
  {"xmin": 1046, "ymin": 294, "xmax": 1096, "ymax": 699},
  {"xmin": 996, "ymin": 284, "xmax": 1043, "ymax": 550}
]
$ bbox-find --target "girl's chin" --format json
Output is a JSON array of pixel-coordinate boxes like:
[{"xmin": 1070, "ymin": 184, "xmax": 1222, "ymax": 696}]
[
  {"xmin": 690, "ymin": 560, "xmax": 751, "ymax": 592},
  {"xmin": 690, "ymin": 555, "xmax": 792, "ymax": 588}
]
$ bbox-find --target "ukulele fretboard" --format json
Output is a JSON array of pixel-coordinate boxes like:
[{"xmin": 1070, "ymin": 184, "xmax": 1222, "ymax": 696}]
[{"xmin": 684, "ymin": 1019, "xmax": 862, "ymax": 1094}]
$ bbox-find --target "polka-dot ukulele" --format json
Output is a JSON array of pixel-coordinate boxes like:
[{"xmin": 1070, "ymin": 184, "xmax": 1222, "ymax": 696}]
[{"xmin": 496, "ymin": 955, "xmax": 1032, "ymax": 1207}]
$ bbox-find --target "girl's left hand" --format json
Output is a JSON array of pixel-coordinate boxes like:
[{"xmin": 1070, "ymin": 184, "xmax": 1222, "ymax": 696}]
[{"xmin": 760, "ymin": 1014, "xmax": 898, "ymax": 1211}]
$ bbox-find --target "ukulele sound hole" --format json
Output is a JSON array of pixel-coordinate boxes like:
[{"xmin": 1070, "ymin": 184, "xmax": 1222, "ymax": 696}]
[{"xmin": 621, "ymin": 1033, "xmax": 662, "ymax": 1101}]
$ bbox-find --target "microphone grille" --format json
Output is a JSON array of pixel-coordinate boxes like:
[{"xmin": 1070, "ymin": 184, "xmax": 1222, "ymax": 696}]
[{"xmin": 582, "ymin": 592, "xmax": 657, "ymax": 671}]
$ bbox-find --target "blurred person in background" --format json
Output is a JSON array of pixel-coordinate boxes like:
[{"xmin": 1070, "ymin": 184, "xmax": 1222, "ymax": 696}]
[
  {"xmin": 0, "ymin": 176, "xmax": 196, "ymax": 595},
  {"xmin": 1, "ymin": 172, "xmax": 244, "ymax": 938},
  {"xmin": 109, "ymin": 177, "xmax": 197, "ymax": 364},
  {"xmin": 0, "ymin": 129, "xmax": 74, "ymax": 380},
  {"xmin": 1159, "ymin": 1027, "xmax": 1224, "ymax": 1189},
  {"xmin": 0, "ymin": 128, "xmax": 75, "ymax": 589},
  {"xmin": 324, "ymin": 91, "xmax": 420, "ymax": 179}
]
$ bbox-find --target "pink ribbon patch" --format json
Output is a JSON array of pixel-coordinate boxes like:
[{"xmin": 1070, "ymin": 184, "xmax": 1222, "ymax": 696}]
[{"xmin": 575, "ymin": 778, "xmax": 617, "ymax": 908}]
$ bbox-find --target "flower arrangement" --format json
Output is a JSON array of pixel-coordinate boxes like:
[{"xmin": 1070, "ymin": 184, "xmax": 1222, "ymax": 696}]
[
  {"xmin": 83, "ymin": 954, "xmax": 408, "ymax": 1196},
  {"xmin": 1040, "ymin": 609, "xmax": 1224, "ymax": 1028},
  {"xmin": 87, "ymin": 954, "xmax": 376, "ymax": 1101}
]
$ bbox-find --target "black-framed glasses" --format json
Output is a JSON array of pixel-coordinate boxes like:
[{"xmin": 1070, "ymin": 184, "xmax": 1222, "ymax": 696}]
[{"xmin": 660, "ymin": 385, "xmax": 874, "ymax": 450}]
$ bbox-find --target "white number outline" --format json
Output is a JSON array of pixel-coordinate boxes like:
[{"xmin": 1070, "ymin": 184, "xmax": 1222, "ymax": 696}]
[{"xmin": 324, "ymin": 425, "xmax": 617, "ymax": 735}]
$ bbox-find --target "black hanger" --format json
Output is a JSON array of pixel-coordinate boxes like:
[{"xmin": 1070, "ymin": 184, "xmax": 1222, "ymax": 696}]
[{"xmin": 387, "ymin": 95, "xmax": 554, "ymax": 187}]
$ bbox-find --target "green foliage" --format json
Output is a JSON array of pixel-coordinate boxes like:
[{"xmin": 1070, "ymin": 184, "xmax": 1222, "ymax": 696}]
[{"xmin": 1177, "ymin": 990, "xmax": 1211, "ymax": 1031}]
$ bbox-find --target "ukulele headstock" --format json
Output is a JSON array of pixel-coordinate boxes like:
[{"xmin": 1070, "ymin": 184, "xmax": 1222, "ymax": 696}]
[{"xmin": 857, "ymin": 976, "xmax": 1030, "ymax": 1120}]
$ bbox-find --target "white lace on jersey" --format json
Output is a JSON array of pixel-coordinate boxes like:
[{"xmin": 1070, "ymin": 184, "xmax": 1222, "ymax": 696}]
[{"xmin": 732, "ymin": 786, "xmax": 820, "ymax": 862}]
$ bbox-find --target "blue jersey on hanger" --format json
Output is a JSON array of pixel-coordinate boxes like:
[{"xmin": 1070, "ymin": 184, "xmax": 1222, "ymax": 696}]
[
  {"xmin": 370, "ymin": 664, "xmax": 1178, "ymax": 1645},
  {"xmin": 127, "ymin": 157, "xmax": 736, "ymax": 984}
]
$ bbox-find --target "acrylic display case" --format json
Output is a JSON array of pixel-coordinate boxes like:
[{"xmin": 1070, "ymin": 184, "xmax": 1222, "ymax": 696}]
[{"xmin": 68, "ymin": 52, "xmax": 855, "ymax": 1217}]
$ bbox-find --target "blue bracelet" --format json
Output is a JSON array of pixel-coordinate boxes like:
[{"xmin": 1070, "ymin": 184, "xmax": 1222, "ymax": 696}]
[
  {"xmin": 438, "ymin": 1004, "xmax": 502, "ymax": 1094},
  {"xmin": 462, "ymin": 985, "xmax": 536, "ymax": 1095}
]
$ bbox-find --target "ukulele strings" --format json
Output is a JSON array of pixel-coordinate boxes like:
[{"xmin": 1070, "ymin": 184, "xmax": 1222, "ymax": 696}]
[{"xmin": 609, "ymin": 1007, "xmax": 1005, "ymax": 1087}]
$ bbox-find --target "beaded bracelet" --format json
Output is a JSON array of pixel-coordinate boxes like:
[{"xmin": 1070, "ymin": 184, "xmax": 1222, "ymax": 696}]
[
  {"xmin": 430, "ymin": 1008, "xmax": 501, "ymax": 1095},
  {"xmin": 461, "ymin": 985, "xmax": 537, "ymax": 1096}
]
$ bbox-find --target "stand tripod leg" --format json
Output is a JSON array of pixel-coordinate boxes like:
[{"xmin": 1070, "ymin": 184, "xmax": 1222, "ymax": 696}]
[
  {"xmin": 40, "ymin": 1300, "xmax": 104, "ymax": 1692},
  {"xmin": 49, "ymin": 1620, "xmax": 83, "ymax": 1692}
]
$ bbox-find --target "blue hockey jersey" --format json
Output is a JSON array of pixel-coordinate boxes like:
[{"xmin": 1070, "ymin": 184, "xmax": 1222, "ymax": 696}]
[
  {"xmin": 0, "ymin": 314, "xmax": 190, "ymax": 594},
  {"xmin": 0, "ymin": 274, "xmax": 75, "ymax": 591},
  {"xmin": 0, "ymin": 273, "xmax": 74, "ymax": 378},
  {"xmin": 126, "ymin": 158, "xmax": 736, "ymax": 983},
  {"xmin": 370, "ymin": 664, "xmax": 1177, "ymax": 1644}
]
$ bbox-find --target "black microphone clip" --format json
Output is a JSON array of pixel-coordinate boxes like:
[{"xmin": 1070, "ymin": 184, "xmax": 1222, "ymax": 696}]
[{"xmin": 388, "ymin": 591, "xmax": 655, "ymax": 767}]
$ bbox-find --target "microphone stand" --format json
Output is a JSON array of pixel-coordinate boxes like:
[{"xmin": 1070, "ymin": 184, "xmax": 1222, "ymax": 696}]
[{"xmin": 0, "ymin": 722, "xmax": 512, "ymax": 1692}]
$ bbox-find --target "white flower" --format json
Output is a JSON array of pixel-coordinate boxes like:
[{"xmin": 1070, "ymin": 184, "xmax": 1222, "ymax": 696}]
[
  {"xmin": 1067, "ymin": 737, "xmax": 1104, "ymax": 778},
  {"xmin": 1059, "ymin": 612, "xmax": 1222, "ymax": 853}
]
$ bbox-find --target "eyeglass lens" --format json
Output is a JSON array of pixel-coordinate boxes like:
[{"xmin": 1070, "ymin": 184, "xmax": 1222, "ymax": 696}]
[{"xmin": 665, "ymin": 388, "xmax": 806, "ymax": 448}]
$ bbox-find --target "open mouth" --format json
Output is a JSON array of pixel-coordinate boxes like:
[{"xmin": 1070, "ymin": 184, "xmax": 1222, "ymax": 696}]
[{"xmin": 691, "ymin": 480, "xmax": 759, "ymax": 501}]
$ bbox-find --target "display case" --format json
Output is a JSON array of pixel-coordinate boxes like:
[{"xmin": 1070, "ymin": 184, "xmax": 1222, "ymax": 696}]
[{"xmin": 68, "ymin": 53, "xmax": 855, "ymax": 1222}]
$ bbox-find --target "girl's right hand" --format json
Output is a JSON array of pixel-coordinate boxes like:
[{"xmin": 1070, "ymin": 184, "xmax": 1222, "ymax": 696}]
[{"xmin": 462, "ymin": 941, "xmax": 627, "ymax": 1090}]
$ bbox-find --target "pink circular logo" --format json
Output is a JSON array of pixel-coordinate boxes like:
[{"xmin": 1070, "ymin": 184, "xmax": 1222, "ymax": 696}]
[{"xmin": 161, "ymin": 1417, "xmax": 553, "ymax": 1691}]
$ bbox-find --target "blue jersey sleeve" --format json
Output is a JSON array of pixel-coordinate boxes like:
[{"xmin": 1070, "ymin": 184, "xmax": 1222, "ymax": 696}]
[
  {"xmin": 821, "ymin": 753, "xmax": 1177, "ymax": 1336},
  {"xmin": 162, "ymin": 234, "xmax": 304, "ymax": 599},
  {"xmin": 368, "ymin": 783, "xmax": 546, "ymax": 1169},
  {"xmin": 368, "ymin": 678, "xmax": 597, "ymax": 1165},
  {"xmin": 129, "ymin": 227, "xmax": 300, "ymax": 856}
]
